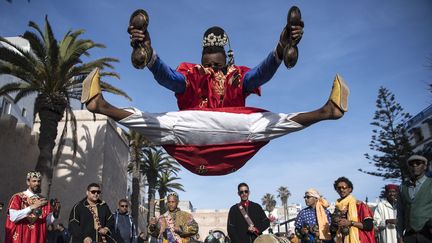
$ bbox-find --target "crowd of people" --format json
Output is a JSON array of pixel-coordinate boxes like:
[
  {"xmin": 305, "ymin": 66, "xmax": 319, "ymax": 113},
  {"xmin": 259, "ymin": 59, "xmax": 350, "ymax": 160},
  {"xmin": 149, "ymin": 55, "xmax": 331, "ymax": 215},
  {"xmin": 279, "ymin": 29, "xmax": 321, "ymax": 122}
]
[
  {"xmin": 292, "ymin": 155, "xmax": 432, "ymax": 243},
  {"xmin": 2, "ymin": 153, "xmax": 431, "ymax": 243}
]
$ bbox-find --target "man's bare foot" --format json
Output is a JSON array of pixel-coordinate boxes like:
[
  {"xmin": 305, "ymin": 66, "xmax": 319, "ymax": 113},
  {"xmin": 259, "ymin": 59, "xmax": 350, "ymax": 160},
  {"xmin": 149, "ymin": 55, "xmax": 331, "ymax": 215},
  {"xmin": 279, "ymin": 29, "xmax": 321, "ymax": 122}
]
[
  {"xmin": 85, "ymin": 94, "xmax": 103, "ymax": 113},
  {"xmin": 323, "ymin": 100, "xmax": 344, "ymax": 120}
]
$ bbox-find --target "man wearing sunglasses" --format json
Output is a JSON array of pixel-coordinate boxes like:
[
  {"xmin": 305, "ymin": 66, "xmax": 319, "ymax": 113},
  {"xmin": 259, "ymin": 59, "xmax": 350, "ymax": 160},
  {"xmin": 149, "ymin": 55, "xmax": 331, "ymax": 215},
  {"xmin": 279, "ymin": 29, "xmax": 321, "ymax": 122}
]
[
  {"xmin": 227, "ymin": 182, "xmax": 269, "ymax": 243},
  {"xmin": 397, "ymin": 155, "xmax": 432, "ymax": 243},
  {"xmin": 294, "ymin": 188, "xmax": 333, "ymax": 243},
  {"xmin": 69, "ymin": 183, "xmax": 115, "ymax": 243},
  {"xmin": 333, "ymin": 177, "xmax": 375, "ymax": 243},
  {"xmin": 112, "ymin": 199, "xmax": 137, "ymax": 243}
]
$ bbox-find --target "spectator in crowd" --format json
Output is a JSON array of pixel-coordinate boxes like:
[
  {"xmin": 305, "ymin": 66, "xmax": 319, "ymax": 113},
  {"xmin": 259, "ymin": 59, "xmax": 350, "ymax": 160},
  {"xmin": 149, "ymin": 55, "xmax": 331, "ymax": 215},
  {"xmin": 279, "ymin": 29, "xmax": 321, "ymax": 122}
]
[
  {"xmin": 4, "ymin": 171, "xmax": 59, "ymax": 243},
  {"xmin": 397, "ymin": 155, "xmax": 432, "ymax": 243},
  {"xmin": 68, "ymin": 183, "xmax": 115, "ymax": 243},
  {"xmin": 55, "ymin": 223, "xmax": 70, "ymax": 243},
  {"xmin": 47, "ymin": 224, "xmax": 57, "ymax": 243},
  {"xmin": 374, "ymin": 184, "xmax": 398, "ymax": 243},
  {"xmin": 113, "ymin": 199, "xmax": 137, "ymax": 243},
  {"xmin": 227, "ymin": 182, "xmax": 269, "ymax": 243},
  {"xmin": 295, "ymin": 188, "xmax": 333, "ymax": 243},
  {"xmin": 333, "ymin": 177, "xmax": 375, "ymax": 243},
  {"xmin": 148, "ymin": 192, "xmax": 199, "ymax": 242}
]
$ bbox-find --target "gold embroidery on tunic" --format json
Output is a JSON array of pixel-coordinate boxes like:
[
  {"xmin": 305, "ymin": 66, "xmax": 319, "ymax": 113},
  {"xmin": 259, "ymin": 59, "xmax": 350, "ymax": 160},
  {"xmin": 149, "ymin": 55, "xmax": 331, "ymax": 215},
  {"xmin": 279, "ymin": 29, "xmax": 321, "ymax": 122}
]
[{"xmin": 213, "ymin": 71, "xmax": 226, "ymax": 96}]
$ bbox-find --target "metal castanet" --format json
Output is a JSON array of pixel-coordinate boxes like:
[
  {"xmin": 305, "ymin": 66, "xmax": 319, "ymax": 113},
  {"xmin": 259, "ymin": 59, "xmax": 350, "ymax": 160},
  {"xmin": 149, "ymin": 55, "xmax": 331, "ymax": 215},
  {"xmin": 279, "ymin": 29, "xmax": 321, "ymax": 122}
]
[
  {"xmin": 283, "ymin": 6, "xmax": 304, "ymax": 69},
  {"xmin": 129, "ymin": 9, "xmax": 152, "ymax": 69}
]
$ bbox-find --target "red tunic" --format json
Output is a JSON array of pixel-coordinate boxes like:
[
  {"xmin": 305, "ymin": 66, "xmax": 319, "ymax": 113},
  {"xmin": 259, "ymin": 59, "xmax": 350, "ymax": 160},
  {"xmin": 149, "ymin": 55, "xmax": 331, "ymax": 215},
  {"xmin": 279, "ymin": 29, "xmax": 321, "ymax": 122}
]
[
  {"xmin": 175, "ymin": 63, "xmax": 260, "ymax": 110},
  {"xmin": 357, "ymin": 202, "xmax": 376, "ymax": 243},
  {"xmin": 5, "ymin": 192, "xmax": 52, "ymax": 243}
]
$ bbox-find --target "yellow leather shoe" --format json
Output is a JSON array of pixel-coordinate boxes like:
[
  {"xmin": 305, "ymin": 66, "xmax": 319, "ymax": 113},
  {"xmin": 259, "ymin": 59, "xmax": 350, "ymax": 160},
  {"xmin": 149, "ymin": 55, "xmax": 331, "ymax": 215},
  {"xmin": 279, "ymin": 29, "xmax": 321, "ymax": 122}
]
[
  {"xmin": 80, "ymin": 68, "xmax": 101, "ymax": 104},
  {"xmin": 329, "ymin": 74, "xmax": 349, "ymax": 112}
]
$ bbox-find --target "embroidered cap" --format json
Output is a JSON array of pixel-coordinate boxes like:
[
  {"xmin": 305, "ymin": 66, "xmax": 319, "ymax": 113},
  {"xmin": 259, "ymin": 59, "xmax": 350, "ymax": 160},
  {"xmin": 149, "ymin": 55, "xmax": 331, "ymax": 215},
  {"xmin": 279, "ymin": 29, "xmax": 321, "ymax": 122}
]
[
  {"xmin": 27, "ymin": 171, "xmax": 42, "ymax": 180},
  {"xmin": 202, "ymin": 26, "xmax": 228, "ymax": 47},
  {"xmin": 202, "ymin": 26, "xmax": 235, "ymax": 65},
  {"xmin": 167, "ymin": 192, "xmax": 179, "ymax": 200}
]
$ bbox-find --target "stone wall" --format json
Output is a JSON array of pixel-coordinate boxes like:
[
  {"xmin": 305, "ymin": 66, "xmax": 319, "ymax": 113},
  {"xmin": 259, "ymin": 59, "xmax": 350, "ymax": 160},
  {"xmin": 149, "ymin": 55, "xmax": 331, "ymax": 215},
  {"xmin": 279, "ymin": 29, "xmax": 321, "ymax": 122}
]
[{"xmin": 33, "ymin": 110, "xmax": 130, "ymax": 226}]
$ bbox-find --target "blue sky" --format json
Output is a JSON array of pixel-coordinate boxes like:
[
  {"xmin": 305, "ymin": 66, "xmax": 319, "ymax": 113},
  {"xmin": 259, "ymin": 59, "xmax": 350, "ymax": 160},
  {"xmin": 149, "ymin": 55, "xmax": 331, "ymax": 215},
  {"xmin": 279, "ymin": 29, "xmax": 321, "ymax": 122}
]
[{"xmin": 1, "ymin": 0, "xmax": 431, "ymax": 210}]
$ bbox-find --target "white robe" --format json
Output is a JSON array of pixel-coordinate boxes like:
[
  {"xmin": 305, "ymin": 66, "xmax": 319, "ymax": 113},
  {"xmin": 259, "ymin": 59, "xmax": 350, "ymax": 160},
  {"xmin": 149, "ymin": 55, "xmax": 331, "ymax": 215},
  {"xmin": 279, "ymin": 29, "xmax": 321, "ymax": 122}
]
[
  {"xmin": 373, "ymin": 199, "xmax": 397, "ymax": 243},
  {"xmin": 119, "ymin": 108, "xmax": 303, "ymax": 145}
]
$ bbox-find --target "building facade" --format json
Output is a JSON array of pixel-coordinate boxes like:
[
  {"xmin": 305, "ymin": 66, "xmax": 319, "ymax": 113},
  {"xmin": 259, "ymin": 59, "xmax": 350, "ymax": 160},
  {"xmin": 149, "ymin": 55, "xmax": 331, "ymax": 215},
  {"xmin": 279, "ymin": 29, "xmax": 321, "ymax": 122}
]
[
  {"xmin": 406, "ymin": 104, "xmax": 432, "ymax": 161},
  {"xmin": 0, "ymin": 37, "xmax": 36, "ymax": 128}
]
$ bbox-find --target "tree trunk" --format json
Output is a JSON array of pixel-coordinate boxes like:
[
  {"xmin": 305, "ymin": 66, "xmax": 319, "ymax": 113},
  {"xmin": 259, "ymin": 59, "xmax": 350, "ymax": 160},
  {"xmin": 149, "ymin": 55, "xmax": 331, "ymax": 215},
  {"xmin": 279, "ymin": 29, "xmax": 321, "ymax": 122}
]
[
  {"xmin": 147, "ymin": 174, "xmax": 157, "ymax": 223},
  {"xmin": 34, "ymin": 97, "xmax": 65, "ymax": 198},
  {"xmin": 158, "ymin": 190, "xmax": 167, "ymax": 215},
  {"xmin": 131, "ymin": 158, "xmax": 141, "ymax": 228}
]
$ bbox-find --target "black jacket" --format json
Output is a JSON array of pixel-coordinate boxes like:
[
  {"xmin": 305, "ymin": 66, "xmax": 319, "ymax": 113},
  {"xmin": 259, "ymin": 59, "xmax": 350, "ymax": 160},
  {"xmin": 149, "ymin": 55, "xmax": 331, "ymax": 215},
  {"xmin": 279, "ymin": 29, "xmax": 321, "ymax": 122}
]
[
  {"xmin": 227, "ymin": 201, "xmax": 270, "ymax": 243},
  {"xmin": 68, "ymin": 198, "xmax": 115, "ymax": 243}
]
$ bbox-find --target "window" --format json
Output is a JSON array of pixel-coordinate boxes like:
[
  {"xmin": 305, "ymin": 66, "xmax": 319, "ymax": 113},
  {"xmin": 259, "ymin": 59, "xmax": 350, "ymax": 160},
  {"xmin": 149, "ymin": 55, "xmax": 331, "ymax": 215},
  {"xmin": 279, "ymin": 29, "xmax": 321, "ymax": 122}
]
[
  {"xmin": 21, "ymin": 108, "xmax": 27, "ymax": 117},
  {"xmin": 410, "ymin": 127, "xmax": 424, "ymax": 145},
  {"xmin": 2, "ymin": 99, "xmax": 12, "ymax": 115},
  {"xmin": 427, "ymin": 119, "xmax": 432, "ymax": 138}
]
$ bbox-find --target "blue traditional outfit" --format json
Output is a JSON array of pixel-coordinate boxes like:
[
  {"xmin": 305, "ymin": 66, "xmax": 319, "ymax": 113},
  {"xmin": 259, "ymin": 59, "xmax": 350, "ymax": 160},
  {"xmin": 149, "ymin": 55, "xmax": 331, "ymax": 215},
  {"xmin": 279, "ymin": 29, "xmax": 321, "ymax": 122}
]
[{"xmin": 295, "ymin": 189, "xmax": 333, "ymax": 243}]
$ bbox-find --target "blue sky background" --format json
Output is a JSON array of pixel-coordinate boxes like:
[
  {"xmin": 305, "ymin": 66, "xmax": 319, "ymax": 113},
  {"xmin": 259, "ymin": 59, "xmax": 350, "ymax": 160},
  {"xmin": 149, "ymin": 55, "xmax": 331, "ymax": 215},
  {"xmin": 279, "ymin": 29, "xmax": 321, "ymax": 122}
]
[{"xmin": 1, "ymin": 0, "xmax": 431, "ymax": 210}]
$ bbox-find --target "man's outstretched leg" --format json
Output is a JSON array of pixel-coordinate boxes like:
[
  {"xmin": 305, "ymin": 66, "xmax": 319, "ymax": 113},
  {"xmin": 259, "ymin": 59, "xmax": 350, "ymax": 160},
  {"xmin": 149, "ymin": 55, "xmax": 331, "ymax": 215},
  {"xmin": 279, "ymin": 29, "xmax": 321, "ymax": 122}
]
[
  {"xmin": 291, "ymin": 74, "xmax": 349, "ymax": 127},
  {"xmin": 81, "ymin": 68, "xmax": 132, "ymax": 121}
]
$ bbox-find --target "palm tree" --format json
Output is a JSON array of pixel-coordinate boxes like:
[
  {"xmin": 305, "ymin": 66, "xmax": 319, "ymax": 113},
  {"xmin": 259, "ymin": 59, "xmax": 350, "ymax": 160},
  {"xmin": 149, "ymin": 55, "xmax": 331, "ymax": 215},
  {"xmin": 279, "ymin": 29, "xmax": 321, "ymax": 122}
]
[
  {"xmin": 126, "ymin": 130, "xmax": 150, "ymax": 228},
  {"xmin": 261, "ymin": 193, "xmax": 276, "ymax": 213},
  {"xmin": 0, "ymin": 17, "xmax": 130, "ymax": 197},
  {"xmin": 157, "ymin": 170, "xmax": 184, "ymax": 214},
  {"xmin": 140, "ymin": 146, "xmax": 178, "ymax": 221},
  {"xmin": 277, "ymin": 186, "xmax": 291, "ymax": 221}
]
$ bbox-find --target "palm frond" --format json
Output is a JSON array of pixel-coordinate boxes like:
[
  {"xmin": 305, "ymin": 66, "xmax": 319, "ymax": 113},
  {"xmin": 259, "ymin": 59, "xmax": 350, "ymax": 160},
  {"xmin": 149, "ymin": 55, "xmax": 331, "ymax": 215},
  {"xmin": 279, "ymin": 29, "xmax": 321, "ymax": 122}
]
[
  {"xmin": 0, "ymin": 82, "xmax": 31, "ymax": 96},
  {"xmin": 22, "ymin": 31, "xmax": 46, "ymax": 62},
  {"xmin": 13, "ymin": 88, "xmax": 38, "ymax": 103},
  {"xmin": 28, "ymin": 21, "xmax": 44, "ymax": 40},
  {"xmin": 0, "ymin": 42, "xmax": 36, "ymax": 75}
]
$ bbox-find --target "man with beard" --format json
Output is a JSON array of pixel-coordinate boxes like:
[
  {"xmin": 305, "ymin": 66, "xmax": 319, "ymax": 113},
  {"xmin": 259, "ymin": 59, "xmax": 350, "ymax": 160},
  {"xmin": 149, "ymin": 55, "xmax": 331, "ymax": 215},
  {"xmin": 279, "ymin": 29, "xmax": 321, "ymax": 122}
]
[
  {"xmin": 148, "ymin": 192, "xmax": 199, "ymax": 242},
  {"xmin": 374, "ymin": 184, "xmax": 399, "ymax": 243},
  {"xmin": 397, "ymin": 155, "xmax": 432, "ymax": 243},
  {"xmin": 333, "ymin": 177, "xmax": 375, "ymax": 243},
  {"xmin": 69, "ymin": 183, "xmax": 115, "ymax": 243},
  {"xmin": 4, "ymin": 171, "xmax": 59, "ymax": 243},
  {"xmin": 227, "ymin": 182, "xmax": 269, "ymax": 243}
]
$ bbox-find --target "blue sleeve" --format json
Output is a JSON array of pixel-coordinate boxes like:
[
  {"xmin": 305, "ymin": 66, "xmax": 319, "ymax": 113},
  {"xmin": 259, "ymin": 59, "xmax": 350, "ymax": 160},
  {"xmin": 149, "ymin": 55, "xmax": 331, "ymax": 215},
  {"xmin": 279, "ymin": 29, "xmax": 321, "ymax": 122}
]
[
  {"xmin": 326, "ymin": 209, "xmax": 332, "ymax": 224},
  {"xmin": 295, "ymin": 210, "xmax": 304, "ymax": 229},
  {"xmin": 147, "ymin": 54, "xmax": 186, "ymax": 93},
  {"xmin": 243, "ymin": 50, "xmax": 281, "ymax": 93}
]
